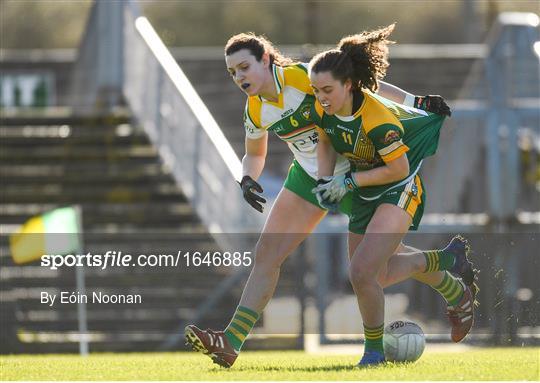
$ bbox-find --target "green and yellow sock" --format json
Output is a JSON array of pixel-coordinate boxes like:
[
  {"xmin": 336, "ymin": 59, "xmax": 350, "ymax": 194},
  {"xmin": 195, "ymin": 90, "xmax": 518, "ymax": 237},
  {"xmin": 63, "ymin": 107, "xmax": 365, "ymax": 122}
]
[
  {"xmin": 363, "ymin": 323, "xmax": 384, "ymax": 353},
  {"xmin": 224, "ymin": 306, "xmax": 259, "ymax": 352},
  {"xmin": 423, "ymin": 249, "xmax": 455, "ymax": 272},
  {"xmin": 433, "ymin": 271, "xmax": 465, "ymax": 306}
]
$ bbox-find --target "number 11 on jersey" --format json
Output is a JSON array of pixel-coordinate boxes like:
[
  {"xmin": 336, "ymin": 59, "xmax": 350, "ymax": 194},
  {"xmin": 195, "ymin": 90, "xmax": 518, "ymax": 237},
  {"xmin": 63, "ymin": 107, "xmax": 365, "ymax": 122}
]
[{"xmin": 342, "ymin": 132, "xmax": 352, "ymax": 145}]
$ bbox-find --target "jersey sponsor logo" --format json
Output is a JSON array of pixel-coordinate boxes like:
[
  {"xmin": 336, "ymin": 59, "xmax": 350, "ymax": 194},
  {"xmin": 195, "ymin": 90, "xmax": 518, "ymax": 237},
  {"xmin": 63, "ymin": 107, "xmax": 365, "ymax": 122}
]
[
  {"xmin": 292, "ymin": 131, "xmax": 318, "ymax": 152},
  {"xmin": 337, "ymin": 124, "xmax": 354, "ymax": 134},
  {"xmin": 281, "ymin": 108, "xmax": 294, "ymax": 118},
  {"xmin": 383, "ymin": 130, "xmax": 401, "ymax": 145}
]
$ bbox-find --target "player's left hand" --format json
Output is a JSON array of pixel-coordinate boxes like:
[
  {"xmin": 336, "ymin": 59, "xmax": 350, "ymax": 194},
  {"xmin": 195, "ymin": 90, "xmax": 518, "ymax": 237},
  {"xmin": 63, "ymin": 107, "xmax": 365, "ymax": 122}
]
[
  {"xmin": 312, "ymin": 171, "xmax": 358, "ymax": 205},
  {"xmin": 313, "ymin": 178, "xmax": 340, "ymax": 212},
  {"xmin": 414, "ymin": 95, "xmax": 452, "ymax": 117}
]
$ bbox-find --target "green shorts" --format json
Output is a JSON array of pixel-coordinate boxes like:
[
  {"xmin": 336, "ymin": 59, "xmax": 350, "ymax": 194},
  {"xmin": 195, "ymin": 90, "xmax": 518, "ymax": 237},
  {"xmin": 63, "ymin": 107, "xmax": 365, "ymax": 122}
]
[
  {"xmin": 283, "ymin": 160, "xmax": 352, "ymax": 216},
  {"xmin": 348, "ymin": 174, "xmax": 426, "ymax": 234}
]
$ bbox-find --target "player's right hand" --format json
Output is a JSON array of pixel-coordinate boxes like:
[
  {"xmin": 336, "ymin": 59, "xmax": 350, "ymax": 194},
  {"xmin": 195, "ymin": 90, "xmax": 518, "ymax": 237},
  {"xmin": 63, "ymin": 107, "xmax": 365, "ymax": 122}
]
[{"xmin": 238, "ymin": 175, "xmax": 266, "ymax": 213}]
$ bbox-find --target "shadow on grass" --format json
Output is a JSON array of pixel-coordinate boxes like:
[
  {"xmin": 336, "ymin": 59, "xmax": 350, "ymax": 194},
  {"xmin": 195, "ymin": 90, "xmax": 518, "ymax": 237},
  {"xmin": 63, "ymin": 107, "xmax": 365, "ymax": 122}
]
[{"xmin": 230, "ymin": 362, "xmax": 401, "ymax": 373}]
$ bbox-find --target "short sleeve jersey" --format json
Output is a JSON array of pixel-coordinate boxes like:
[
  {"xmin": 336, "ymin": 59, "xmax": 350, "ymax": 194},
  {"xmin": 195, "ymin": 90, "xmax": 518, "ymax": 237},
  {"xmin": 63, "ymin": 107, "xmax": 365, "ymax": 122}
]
[
  {"xmin": 312, "ymin": 90, "xmax": 445, "ymax": 199},
  {"xmin": 243, "ymin": 63, "xmax": 349, "ymax": 179}
]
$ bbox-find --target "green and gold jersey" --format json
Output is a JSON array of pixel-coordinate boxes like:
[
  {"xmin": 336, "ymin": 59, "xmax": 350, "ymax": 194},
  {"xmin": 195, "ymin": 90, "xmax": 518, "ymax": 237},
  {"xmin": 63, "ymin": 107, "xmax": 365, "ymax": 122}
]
[
  {"xmin": 312, "ymin": 90, "xmax": 445, "ymax": 199},
  {"xmin": 243, "ymin": 63, "xmax": 349, "ymax": 179}
]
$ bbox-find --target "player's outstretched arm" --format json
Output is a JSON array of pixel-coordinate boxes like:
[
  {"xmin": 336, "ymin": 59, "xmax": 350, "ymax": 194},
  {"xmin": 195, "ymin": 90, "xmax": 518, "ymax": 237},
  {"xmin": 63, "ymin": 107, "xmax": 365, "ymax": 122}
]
[
  {"xmin": 378, "ymin": 81, "xmax": 452, "ymax": 117},
  {"xmin": 377, "ymin": 80, "xmax": 412, "ymax": 104}
]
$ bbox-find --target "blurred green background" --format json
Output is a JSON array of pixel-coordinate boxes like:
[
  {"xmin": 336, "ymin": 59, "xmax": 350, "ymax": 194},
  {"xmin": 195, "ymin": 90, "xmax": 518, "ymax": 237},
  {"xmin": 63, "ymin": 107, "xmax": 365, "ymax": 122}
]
[{"xmin": 1, "ymin": 0, "xmax": 538, "ymax": 49}]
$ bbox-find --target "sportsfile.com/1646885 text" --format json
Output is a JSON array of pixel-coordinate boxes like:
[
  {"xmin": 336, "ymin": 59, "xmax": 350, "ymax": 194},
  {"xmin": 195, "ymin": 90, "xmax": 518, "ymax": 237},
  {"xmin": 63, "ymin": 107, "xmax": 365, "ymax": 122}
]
[{"xmin": 40, "ymin": 250, "xmax": 253, "ymax": 270}]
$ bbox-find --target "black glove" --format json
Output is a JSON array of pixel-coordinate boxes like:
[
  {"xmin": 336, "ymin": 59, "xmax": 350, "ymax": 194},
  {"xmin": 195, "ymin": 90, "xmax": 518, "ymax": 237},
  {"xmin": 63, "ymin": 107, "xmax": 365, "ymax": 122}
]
[
  {"xmin": 414, "ymin": 95, "xmax": 452, "ymax": 117},
  {"xmin": 238, "ymin": 175, "xmax": 266, "ymax": 213}
]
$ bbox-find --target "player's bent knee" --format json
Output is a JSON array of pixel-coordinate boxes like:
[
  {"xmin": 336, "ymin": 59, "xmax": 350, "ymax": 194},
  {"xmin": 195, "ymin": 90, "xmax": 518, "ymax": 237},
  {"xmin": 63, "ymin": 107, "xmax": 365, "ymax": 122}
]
[
  {"xmin": 376, "ymin": 272, "xmax": 390, "ymax": 288},
  {"xmin": 348, "ymin": 261, "xmax": 379, "ymax": 288}
]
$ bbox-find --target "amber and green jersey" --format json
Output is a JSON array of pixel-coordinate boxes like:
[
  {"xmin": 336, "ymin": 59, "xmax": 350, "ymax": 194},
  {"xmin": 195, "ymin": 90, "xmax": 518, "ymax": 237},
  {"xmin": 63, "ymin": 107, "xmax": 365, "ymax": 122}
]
[
  {"xmin": 243, "ymin": 63, "xmax": 349, "ymax": 179},
  {"xmin": 312, "ymin": 90, "xmax": 446, "ymax": 200}
]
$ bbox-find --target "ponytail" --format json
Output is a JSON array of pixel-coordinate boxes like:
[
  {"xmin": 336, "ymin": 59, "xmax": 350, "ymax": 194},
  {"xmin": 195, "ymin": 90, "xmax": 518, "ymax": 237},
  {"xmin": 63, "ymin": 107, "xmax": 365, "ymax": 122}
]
[{"xmin": 310, "ymin": 24, "xmax": 395, "ymax": 92}]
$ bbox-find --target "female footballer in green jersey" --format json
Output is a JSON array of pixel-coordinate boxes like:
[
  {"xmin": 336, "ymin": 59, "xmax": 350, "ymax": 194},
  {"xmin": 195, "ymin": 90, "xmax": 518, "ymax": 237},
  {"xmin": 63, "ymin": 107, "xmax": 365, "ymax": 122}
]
[
  {"xmin": 185, "ymin": 32, "xmax": 475, "ymax": 368},
  {"xmin": 309, "ymin": 24, "xmax": 478, "ymax": 366}
]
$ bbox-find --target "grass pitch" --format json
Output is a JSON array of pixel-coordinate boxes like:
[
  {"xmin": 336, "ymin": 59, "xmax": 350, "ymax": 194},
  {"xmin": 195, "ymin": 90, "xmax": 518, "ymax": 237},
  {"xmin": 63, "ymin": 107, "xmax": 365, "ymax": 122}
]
[{"xmin": 1, "ymin": 348, "xmax": 538, "ymax": 380}]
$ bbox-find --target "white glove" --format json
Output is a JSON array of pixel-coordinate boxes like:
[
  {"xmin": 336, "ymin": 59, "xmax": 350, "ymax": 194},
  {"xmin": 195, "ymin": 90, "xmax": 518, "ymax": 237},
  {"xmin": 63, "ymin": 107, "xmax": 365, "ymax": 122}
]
[
  {"xmin": 313, "ymin": 177, "xmax": 340, "ymax": 211},
  {"xmin": 312, "ymin": 171, "xmax": 358, "ymax": 207}
]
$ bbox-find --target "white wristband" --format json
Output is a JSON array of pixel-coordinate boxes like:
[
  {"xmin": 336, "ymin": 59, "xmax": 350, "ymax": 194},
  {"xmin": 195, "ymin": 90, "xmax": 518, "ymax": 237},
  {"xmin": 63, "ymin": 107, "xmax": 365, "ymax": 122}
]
[{"xmin": 403, "ymin": 93, "xmax": 415, "ymax": 107}]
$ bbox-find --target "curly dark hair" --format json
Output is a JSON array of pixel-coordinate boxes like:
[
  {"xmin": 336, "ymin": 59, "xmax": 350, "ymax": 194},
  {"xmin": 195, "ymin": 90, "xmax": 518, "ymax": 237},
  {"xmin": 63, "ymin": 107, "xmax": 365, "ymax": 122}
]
[
  {"xmin": 225, "ymin": 33, "xmax": 296, "ymax": 67},
  {"xmin": 309, "ymin": 24, "xmax": 395, "ymax": 92}
]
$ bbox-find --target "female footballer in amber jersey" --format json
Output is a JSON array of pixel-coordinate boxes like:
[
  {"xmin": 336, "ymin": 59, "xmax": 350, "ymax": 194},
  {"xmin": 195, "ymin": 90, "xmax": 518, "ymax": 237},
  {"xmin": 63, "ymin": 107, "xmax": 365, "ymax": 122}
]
[
  {"xmin": 310, "ymin": 24, "xmax": 477, "ymax": 366},
  {"xmin": 184, "ymin": 32, "xmax": 473, "ymax": 369}
]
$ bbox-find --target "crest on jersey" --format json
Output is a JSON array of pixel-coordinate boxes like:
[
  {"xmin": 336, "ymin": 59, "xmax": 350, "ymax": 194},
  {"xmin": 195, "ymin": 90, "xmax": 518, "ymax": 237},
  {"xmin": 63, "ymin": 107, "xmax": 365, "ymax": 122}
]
[
  {"xmin": 383, "ymin": 130, "xmax": 401, "ymax": 145},
  {"xmin": 300, "ymin": 104, "xmax": 311, "ymax": 120}
]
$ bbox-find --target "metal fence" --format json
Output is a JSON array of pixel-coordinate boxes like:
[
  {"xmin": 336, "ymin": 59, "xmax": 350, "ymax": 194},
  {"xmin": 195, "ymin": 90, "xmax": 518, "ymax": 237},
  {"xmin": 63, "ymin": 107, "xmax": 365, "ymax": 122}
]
[
  {"xmin": 121, "ymin": 4, "xmax": 263, "ymax": 237},
  {"xmin": 71, "ymin": 0, "xmax": 262, "ymax": 234},
  {"xmin": 423, "ymin": 12, "xmax": 540, "ymax": 218}
]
